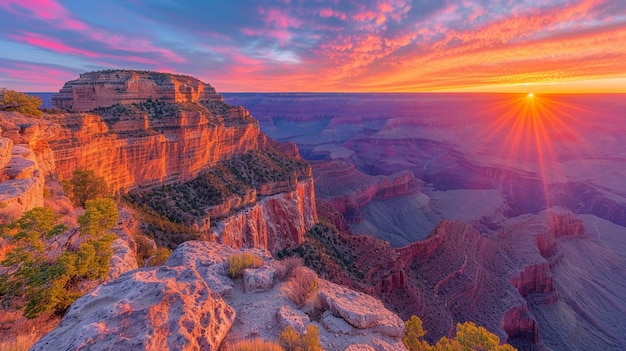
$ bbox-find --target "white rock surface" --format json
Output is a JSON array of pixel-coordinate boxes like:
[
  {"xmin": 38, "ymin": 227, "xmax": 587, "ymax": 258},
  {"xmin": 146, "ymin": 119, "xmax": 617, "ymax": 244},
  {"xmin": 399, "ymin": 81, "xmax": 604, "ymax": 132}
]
[
  {"xmin": 243, "ymin": 265, "xmax": 275, "ymax": 292},
  {"xmin": 34, "ymin": 241, "xmax": 407, "ymax": 350}
]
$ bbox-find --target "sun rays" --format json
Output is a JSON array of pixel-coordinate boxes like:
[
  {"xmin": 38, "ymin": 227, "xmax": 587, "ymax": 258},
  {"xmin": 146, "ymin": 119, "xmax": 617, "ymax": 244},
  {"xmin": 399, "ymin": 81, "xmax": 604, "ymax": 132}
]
[{"xmin": 472, "ymin": 93, "xmax": 594, "ymax": 208}]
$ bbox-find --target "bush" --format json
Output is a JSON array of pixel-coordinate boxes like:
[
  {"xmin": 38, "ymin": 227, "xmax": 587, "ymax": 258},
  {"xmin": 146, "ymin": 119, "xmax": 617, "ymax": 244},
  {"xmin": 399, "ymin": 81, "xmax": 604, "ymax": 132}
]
[
  {"xmin": 284, "ymin": 267, "xmax": 319, "ymax": 308},
  {"xmin": 78, "ymin": 198, "xmax": 119, "ymax": 236},
  {"xmin": 0, "ymin": 202, "xmax": 119, "ymax": 319},
  {"xmin": 226, "ymin": 252, "xmax": 263, "ymax": 278},
  {"xmin": 0, "ymin": 88, "xmax": 42, "ymax": 117},
  {"xmin": 403, "ymin": 316, "xmax": 517, "ymax": 351},
  {"xmin": 279, "ymin": 325, "xmax": 322, "ymax": 351},
  {"xmin": 62, "ymin": 169, "xmax": 109, "ymax": 208},
  {"xmin": 149, "ymin": 247, "xmax": 171, "ymax": 267},
  {"xmin": 228, "ymin": 339, "xmax": 284, "ymax": 351},
  {"xmin": 274, "ymin": 256, "xmax": 303, "ymax": 281},
  {"xmin": 404, "ymin": 315, "xmax": 430, "ymax": 351}
]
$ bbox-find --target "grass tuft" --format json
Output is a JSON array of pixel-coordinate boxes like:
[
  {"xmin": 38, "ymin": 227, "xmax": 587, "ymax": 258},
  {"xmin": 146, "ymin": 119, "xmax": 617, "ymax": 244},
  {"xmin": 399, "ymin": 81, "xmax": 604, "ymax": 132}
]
[{"xmin": 227, "ymin": 252, "xmax": 264, "ymax": 278}]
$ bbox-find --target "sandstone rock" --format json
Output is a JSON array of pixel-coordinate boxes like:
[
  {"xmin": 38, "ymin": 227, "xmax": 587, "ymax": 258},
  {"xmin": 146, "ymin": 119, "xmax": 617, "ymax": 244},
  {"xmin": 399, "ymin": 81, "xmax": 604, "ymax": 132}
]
[
  {"xmin": 215, "ymin": 178, "xmax": 317, "ymax": 254},
  {"xmin": 32, "ymin": 265, "xmax": 235, "ymax": 351},
  {"xmin": 3, "ymin": 157, "xmax": 36, "ymax": 179},
  {"xmin": 321, "ymin": 310, "xmax": 356, "ymax": 335},
  {"xmin": 243, "ymin": 266, "xmax": 275, "ymax": 293},
  {"xmin": 0, "ymin": 137, "xmax": 13, "ymax": 169},
  {"xmin": 318, "ymin": 280, "xmax": 404, "ymax": 338},
  {"xmin": 107, "ymin": 237, "xmax": 138, "ymax": 281},
  {"xmin": 52, "ymin": 70, "xmax": 222, "ymax": 112},
  {"xmin": 0, "ymin": 143, "xmax": 44, "ymax": 222},
  {"xmin": 313, "ymin": 161, "xmax": 420, "ymax": 224},
  {"xmin": 276, "ymin": 305, "xmax": 310, "ymax": 334}
]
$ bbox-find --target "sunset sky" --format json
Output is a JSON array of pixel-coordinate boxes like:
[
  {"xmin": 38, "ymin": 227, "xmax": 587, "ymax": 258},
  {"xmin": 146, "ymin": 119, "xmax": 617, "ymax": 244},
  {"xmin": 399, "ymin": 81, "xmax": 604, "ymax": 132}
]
[{"xmin": 1, "ymin": 0, "xmax": 625, "ymax": 93}]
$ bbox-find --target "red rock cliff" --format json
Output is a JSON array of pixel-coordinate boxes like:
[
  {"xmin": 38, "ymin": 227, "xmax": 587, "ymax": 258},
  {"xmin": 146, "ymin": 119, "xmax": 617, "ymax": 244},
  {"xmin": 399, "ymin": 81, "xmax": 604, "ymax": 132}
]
[{"xmin": 52, "ymin": 70, "xmax": 222, "ymax": 112}]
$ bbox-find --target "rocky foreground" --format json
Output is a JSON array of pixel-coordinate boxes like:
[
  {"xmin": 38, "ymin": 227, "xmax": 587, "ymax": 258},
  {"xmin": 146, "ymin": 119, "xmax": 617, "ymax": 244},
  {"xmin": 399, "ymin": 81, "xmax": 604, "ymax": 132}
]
[{"xmin": 32, "ymin": 241, "xmax": 406, "ymax": 351}]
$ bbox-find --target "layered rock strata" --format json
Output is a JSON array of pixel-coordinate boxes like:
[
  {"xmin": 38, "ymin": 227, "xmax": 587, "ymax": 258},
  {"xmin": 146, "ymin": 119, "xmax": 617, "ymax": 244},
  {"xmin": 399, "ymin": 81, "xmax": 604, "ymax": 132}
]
[
  {"xmin": 312, "ymin": 161, "xmax": 420, "ymax": 223},
  {"xmin": 52, "ymin": 70, "xmax": 221, "ymax": 112},
  {"xmin": 0, "ymin": 135, "xmax": 44, "ymax": 221}
]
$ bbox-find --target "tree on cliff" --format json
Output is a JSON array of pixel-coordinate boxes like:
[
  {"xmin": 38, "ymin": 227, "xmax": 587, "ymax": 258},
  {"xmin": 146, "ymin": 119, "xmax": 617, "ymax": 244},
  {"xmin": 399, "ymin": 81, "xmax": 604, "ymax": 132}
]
[
  {"xmin": 62, "ymin": 169, "xmax": 110, "ymax": 207},
  {"xmin": 404, "ymin": 316, "xmax": 517, "ymax": 351},
  {"xmin": 0, "ymin": 201, "xmax": 118, "ymax": 318},
  {"xmin": 0, "ymin": 88, "xmax": 42, "ymax": 117}
]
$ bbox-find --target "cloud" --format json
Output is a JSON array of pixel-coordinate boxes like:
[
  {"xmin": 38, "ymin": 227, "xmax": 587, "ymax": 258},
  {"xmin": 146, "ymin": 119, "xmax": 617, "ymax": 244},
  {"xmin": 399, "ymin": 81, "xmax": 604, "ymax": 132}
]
[{"xmin": 0, "ymin": 0, "xmax": 624, "ymax": 92}]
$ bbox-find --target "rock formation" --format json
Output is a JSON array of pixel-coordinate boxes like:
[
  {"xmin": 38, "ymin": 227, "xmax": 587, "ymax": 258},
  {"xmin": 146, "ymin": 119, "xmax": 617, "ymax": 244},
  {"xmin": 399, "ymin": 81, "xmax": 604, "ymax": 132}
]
[
  {"xmin": 33, "ymin": 241, "xmax": 407, "ymax": 350},
  {"xmin": 52, "ymin": 70, "xmax": 221, "ymax": 112},
  {"xmin": 47, "ymin": 101, "xmax": 262, "ymax": 193},
  {"xmin": 215, "ymin": 178, "xmax": 317, "ymax": 254},
  {"xmin": 0, "ymin": 119, "xmax": 45, "ymax": 221}
]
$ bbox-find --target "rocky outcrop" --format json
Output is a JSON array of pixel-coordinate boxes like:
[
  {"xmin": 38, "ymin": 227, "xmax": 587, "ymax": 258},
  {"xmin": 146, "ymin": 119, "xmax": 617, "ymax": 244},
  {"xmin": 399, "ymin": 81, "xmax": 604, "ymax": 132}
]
[
  {"xmin": 34, "ymin": 241, "xmax": 407, "ymax": 350},
  {"xmin": 31, "ymin": 265, "xmax": 236, "ymax": 351},
  {"xmin": 52, "ymin": 70, "xmax": 222, "ymax": 112},
  {"xmin": 215, "ymin": 178, "xmax": 317, "ymax": 254},
  {"xmin": 0, "ymin": 141, "xmax": 44, "ymax": 221}
]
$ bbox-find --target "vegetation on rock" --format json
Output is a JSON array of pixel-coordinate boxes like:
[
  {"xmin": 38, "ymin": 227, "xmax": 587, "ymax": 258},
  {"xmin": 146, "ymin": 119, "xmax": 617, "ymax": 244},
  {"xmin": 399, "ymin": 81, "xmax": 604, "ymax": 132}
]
[
  {"xmin": 226, "ymin": 252, "xmax": 263, "ymax": 278},
  {"xmin": 0, "ymin": 88, "xmax": 42, "ymax": 117},
  {"xmin": 0, "ymin": 201, "xmax": 118, "ymax": 318},
  {"xmin": 404, "ymin": 315, "xmax": 517, "ymax": 351},
  {"xmin": 284, "ymin": 266, "xmax": 319, "ymax": 308},
  {"xmin": 279, "ymin": 325, "xmax": 322, "ymax": 351},
  {"xmin": 62, "ymin": 169, "xmax": 110, "ymax": 207},
  {"xmin": 125, "ymin": 149, "xmax": 309, "ymax": 226},
  {"xmin": 277, "ymin": 221, "xmax": 364, "ymax": 282}
]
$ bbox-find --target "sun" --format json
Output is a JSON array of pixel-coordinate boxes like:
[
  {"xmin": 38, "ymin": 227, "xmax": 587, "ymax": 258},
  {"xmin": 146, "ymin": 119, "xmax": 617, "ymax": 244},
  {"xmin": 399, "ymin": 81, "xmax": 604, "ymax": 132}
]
[{"xmin": 528, "ymin": 93, "xmax": 534, "ymax": 98}]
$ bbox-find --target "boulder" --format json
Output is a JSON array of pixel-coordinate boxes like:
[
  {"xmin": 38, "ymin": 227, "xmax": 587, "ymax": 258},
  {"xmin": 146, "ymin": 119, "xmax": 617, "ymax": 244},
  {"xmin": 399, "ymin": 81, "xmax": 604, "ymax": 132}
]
[
  {"xmin": 31, "ymin": 265, "xmax": 235, "ymax": 351},
  {"xmin": 319, "ymin": 280, "xmax": 404, "ymax": 337},
  {"xmin": 276, "ymin": 305, "xmax": 310, "ymax": 334},
  {"xmin": 243, "ymin": 266, "xmax": 275, "ymax": 293}
]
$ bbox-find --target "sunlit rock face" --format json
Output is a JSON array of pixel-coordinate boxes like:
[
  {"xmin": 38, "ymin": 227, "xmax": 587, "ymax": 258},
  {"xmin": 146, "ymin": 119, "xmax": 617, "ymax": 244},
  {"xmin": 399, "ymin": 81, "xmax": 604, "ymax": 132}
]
[
  {"xmin": 52, "ymin": 70, "xmax": 222, "ymax": 112},
  {"xmin": 50, "ymin": 71, "xmax": 263, "ymax": 193},
  {"xmin": 215, "ymin": 178, "xmax": 317, "ymax": 254},
  {"xmin": 32, "ymin": 241, "xmax": 408, "ymax": 351}
]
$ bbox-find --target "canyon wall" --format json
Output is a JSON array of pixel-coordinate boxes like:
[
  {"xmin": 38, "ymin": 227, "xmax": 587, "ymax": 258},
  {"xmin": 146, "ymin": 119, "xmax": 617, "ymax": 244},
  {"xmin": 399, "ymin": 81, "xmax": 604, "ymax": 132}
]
[
  {"xmin": 52, "ymin": 70, "xmax": 222, "ymax": 112},
  {"xmin": 215, "ymin": 178, "xmax": 317, "ymax": 254},
  {"xmin": 48, "ymin": 109, "xmax": 261, "ymax": 193},
  {"xmin": 312, "ymin": 161, "xmax": 420, "ymax": 223}
]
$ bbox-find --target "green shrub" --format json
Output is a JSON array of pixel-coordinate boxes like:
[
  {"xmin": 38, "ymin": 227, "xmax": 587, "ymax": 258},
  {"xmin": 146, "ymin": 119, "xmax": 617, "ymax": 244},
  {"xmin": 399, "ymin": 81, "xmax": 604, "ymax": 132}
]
[
  {"xmin": 62, "ymin": 169, "xmax": 109, "ymax": 208},
  {"xmin": 0, "ymin": 202, "xmax": 118, "ymax": 319},
  {"xmin": 149, "ymin": 247, "xmax": 172, "ymax": 267},
  {"xmin": 0, "ymin": 88, "xmax": 42, "ymax": 117},
  {"xmin": 226, "ymin": 252, "xmax": 263, "ymax": 278},
  {"xmin": 78, "ymin": 198, "xmax": 119, "ymax": 236},
  {"xmin": 403, "ymin": 316, "xmax": 517, "ymax": 351}
]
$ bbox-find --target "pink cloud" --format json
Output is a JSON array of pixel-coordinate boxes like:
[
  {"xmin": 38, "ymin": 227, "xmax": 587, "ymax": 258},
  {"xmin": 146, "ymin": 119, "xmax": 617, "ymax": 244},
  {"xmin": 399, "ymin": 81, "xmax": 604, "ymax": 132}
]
[
  {"xmin": 319, "ymin": 8, "xmax": 346, "ymax": 20},
  {"xmin": 10, "ymin": 32, "xmax": 159, "ymax": 65},
  {"xmin": 0, "ymin": 63, "xmax": 75, "ymax": 90},
  {"xmin": 1, "ymin": 0, "xmax": 185, "ymax": 64},
  {"xmin": 261, "ymin": 8, "xmax": 301, "ymax": 28},
  {"xmin": 0, "ymin": 0, "xmax": 87, "ymax": 31}
]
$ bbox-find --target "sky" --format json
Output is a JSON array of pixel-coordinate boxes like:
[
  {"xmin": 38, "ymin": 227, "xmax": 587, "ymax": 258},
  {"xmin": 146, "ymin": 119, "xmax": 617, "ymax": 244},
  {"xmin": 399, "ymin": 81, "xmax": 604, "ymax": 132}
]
[{"xmin": 0, "ymin": 0, "xmax": 625, "ymax": 93}]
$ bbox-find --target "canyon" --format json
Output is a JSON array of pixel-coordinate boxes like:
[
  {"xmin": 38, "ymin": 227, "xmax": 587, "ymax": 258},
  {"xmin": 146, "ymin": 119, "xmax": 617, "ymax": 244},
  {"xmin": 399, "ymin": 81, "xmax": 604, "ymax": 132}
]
[
  {"xmin": 224, "ymin": 92, "xmax": 626, "ymax": 350},
  {"xmin": 1, "ymin": 77, "xmax": 623, "ymax": 350}
]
